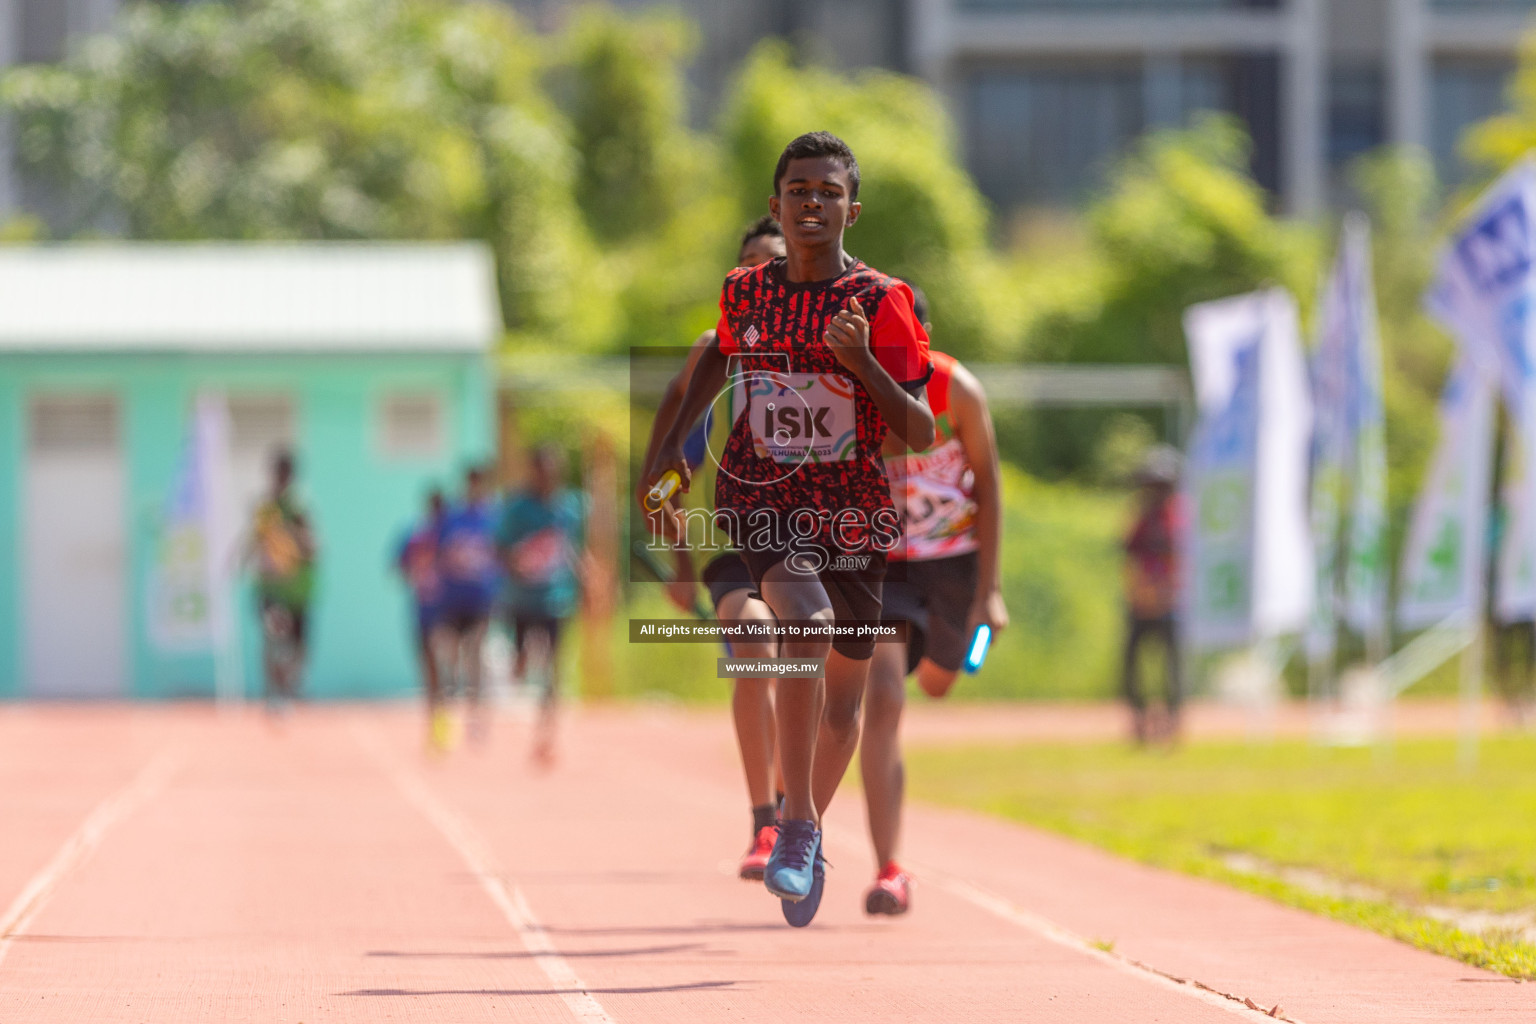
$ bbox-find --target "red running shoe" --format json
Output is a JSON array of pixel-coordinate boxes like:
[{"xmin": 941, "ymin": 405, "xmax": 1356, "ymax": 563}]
[
  {"xmin": 864, "ymin": 861, "xmax": 911, "ymax": 916},
  {"xmin": 738, "ymin": 825, "xmax": 778, "ymax": 881}
]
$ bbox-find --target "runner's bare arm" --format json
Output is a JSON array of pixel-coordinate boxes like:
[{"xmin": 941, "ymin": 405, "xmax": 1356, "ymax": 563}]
[
  {"xmin": 824, "ymin": 296, "xmax": 935, "ymax": 450},
  {"xmin": 648, "ymin": 333, "xmax": 729, "ymax": 496},
  {"xmin": 638, "ymin": 332, "xmax": 714, "ymax": 565},
  {"xmin": 950, "ymin": 362, "xmax": 1009, "ymax": 635}
]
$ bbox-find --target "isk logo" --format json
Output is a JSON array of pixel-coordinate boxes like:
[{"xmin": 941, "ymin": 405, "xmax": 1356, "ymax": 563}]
[
  {"xmin": 1458, "ymin": 195, "xmax": 1532, "ymax": 295},
  {"xmin": 742, "ymin": 324, "xmax": 761, "ymax": 349}
]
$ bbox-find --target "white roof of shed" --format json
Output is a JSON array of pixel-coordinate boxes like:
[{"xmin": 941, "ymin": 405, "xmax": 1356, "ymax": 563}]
[{"xmin": 0, "ymin": 242, "xmax": 500, "ymax": 352}]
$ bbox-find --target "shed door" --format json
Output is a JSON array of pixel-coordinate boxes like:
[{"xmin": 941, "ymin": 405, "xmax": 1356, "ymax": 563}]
[{"xmin": 24, "ymin": 395, "xmax": 128, "ymax": 698}]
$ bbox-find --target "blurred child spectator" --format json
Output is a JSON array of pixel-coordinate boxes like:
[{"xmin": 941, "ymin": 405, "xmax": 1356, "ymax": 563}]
[{"xmin": 1122, "ymin": 445, "xmax": 1184, "ymax": 745}]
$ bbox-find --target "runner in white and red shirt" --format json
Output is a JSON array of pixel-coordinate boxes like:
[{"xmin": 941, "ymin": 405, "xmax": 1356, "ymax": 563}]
[{"xmin": 861, "ymin": 297, "xmax": 1008, "ymax": 916}]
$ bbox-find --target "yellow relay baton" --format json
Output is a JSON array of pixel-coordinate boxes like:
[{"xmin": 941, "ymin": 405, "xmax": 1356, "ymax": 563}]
[{"xmin": 643, "ymin": 469, "xmax": 682, "ymax": 513}]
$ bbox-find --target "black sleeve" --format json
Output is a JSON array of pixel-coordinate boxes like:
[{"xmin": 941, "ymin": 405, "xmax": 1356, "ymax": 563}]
[{"xmin": 898, "ymin": 360, "xmax": 935, "ymax": 395}]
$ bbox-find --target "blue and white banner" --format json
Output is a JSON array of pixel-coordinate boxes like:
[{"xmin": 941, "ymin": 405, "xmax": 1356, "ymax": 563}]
[
  {"xmin": 1398, "ymin": 358, "xmax": 1496, "ymax": 630},
  {"xmin": 147, "ymin": 395, "xmax": 237, "ymax": 653},
  {"xmin": 1183, "ymin": 288, "xmax": 1314, "ymax": 650},
  {"xmin": 1426, "ymin": 158, "xmax": 1536, "ymax": 625},
  {"xmin": 1308, "ymin": 214, "xmax": 1390, "ymax": 661}
]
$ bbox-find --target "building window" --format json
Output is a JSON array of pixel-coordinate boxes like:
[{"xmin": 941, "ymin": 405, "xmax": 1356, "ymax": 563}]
[
  {"xmin": 378, "ymin": 393, "xmax": 445, "ymax": 460},
  {"xmin": 963, "ymin": 54, "xmax": 1278, "ymax": 211},
  {"xmin": 1328, "ymin": 65, "xmax": 1385, "ymax": 170},
  {"xmin": 957, "ymin": 0, "xmax": 1276, "ymax": 9},
  {"xmin": 19, "ymin": 0, "xmax": 68, "ymax": 64},
  {"xmin": 1432, "ymin": 58, "xmax": 1515, "ymax": 186},
  {"xmin": 29, "ymin": 395, "xmax": 118, "ymax": 453},
  {"xmin": 1430, "ymin": 1, "xmax": 1536, "ymax": 11}
]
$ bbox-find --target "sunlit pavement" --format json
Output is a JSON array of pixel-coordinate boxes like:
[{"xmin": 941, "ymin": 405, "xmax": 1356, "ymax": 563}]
[{"xmin": 0, "ymin": 702, "xmax": 1529, "ymax": 1023}]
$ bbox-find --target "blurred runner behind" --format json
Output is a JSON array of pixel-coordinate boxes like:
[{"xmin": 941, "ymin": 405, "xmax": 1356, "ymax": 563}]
[
  {"xmin": 433, "ymin": 466, "xmax": 500, "ymax": 741},
  {"xmin": 862, "ymin": 314, "xmax": 1008, "ymax": 916},
  {"xmin": 250, "ymin": 449, "xmax": 317, "ymax": 710},
  {"xmin": 497, "ymin": 445, "xmax": 586, "ymax": 767},
  {"xmin": 398, "ymin": 489, "xmax": 449, "ymax": 750}
]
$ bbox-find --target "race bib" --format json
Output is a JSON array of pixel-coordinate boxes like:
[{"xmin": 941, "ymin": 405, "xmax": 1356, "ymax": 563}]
[
  {"xmin": 747, "ymin": 372, "xmax": 858, "ymax": 464},
  {"xmin": 510, "ymin": 528, "xmax": 570, "ymax": 585}
]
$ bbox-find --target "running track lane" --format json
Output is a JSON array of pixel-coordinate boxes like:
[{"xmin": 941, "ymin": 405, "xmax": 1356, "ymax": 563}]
[{"xmin": 0, "ymin": 704, "xmax": 1528, "ymax": 1023}]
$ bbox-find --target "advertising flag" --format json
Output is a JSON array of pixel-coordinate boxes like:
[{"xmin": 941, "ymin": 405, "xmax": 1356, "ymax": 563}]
[
  {"xmin": 1183, "ymin": 288, "xmax": 1314, "ymax": 650},
  {"xmin": 1397, "ymin": 358, "xmax": 1496, "ymax": 630},
  {"xmin": 1340, "ymin": 217, "xmax": 1390, "ymax": 645}
]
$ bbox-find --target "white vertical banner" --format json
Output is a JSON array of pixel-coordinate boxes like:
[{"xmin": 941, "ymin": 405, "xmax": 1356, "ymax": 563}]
[
  {"xmin": 1426, "ymin": 158, "xmax": 1536, "ymax": 629},
  {"xmin": 1397, "ymin": 358, "xmax": 1496, "ymax": 630},
  {"xmin": 194, "ymin": 394, "xmax": 243, "ymax": 704},
  {"xmin": 1307, "ymin": 231, "xmax": 1354, "ymax": 663},
  {"xmin": 1183, "ymin": 288, "xmax": 1314, "ymax": 651},
  {"xmin": 1341, "ymin": 217, "xmax": 1391, "ymax": 648},
  {"xmin": 145, "ymin": 394, "xmax": 243, "ymax": 700},
  {"xmin": 1252, "ymin": 289, "xmax": 1316, "ymax": 639},
  {"xmin": 1496, "ymin": 431, "xmax": 1536, "ymax": 621}
]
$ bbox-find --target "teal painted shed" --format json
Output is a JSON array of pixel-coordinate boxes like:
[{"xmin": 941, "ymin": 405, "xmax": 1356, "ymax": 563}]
[{"xmin": 0, "ymin": 243, "xmax": 499, "ymax": 700}]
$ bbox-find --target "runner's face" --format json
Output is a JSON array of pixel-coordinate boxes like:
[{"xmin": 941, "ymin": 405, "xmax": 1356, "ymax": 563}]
[
  {"xmin": 737, "ymin": 233, "xmax": 785, "ymax": 269},
  {"xmin": 770, "ymin": 156, "xmax": 859, "ymax": 251}
]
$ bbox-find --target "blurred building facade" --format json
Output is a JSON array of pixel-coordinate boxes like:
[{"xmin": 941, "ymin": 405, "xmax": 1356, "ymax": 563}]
[
  {"xmin": 0, "ymin": 243, "xmax": 497, "ymax": 700},
  {"xmin": 0, "ymin": 1, "xmax": 1529, "ymax": 218},
  {"xmin": 510, "ymin": 0, "xmax": 1531, "ymax": 216}
]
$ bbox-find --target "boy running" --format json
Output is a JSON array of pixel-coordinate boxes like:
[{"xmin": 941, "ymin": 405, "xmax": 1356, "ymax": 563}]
[
  {"xmin": 397, "ymin": 489, "xmax": 449, "ymax": 750},
  {"xmin": 250, "ymin": 449, "xmax": 317, "ymax": 708},
  {"xmin": 433, "ymin": 466, "xmax": 500, "ymax": 740},
  {"xmin": 861, "ymin": 315, "xmax": 1008, "ymax": 916},
  {"xmin": 497, "ymin": 445, "xmax": 586, "ymax": 766},
  {"xmin": 640, "ymin": 215, "xmax": 787, "ymax": 879},
  {"xmin": 648, "ymin": 132, "xmax": 934, "ymax": 926}
]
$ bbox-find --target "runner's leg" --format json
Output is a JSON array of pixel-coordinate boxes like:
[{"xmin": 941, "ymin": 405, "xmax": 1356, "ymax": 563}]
[
  {"xmin": 717, "ymin": 588, "xmax": 778, "ymax": 810},
  {"xmin": 860, "ymin": 638, "xmax": 908, "ymax": 866},
  {"xmin": 756, "ymin": 560, "xmax": 835, "ymax": 826},
  {"xmin": 813, "ymin": 651, "xmax": 869, "ymax": 818}
]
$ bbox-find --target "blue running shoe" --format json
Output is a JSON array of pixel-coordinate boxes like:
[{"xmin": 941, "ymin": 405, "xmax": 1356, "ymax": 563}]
[
  {"xmin": 764, "ymin": 819, "xmax": 820, "ymax": 902},
  {"xmin": 781, "ymin": 843, "xmax": 827, "ymax": 928}
]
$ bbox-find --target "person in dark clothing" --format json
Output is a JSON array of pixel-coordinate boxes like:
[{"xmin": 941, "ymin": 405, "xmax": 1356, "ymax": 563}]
[{"xmin": 1122, "ymin": 445, "xmax": 1184, "ymax": 745}]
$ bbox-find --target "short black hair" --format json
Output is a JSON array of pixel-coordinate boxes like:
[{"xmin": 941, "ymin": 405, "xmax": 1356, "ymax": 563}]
[
  {"xmin": 739, "ymin": 215, "xmax": 782, "ymax": 255},
  {"xmin": 900, "ymin": 279, "xmax": 930, "ymax": 325},
  {"xmin": 773, "ymin": 131, "xmax": 860, "ymax": 201}
]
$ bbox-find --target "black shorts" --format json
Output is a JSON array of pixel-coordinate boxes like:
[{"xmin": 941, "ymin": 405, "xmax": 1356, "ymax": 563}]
[
  {"xmin": 880, "ymin": 552, "xmax": 980, "ymax": 675},
  {"xmin": 260, "ymin": 599, "xmax": 308, "ymax": 648},
  {"xmin": 437, "ymin": 606, "xmax": 489, "ymax": 634},
  {"xmin": 511, "ymin": 614, "xmax": 563, "ymax": 657},
  {"xmin": 701, "ymin": 551, "xmax": 757, "ymax": 610},
  {"xmin": 739, "ymin": 544, "xmax": 886, "ymax": 661}
]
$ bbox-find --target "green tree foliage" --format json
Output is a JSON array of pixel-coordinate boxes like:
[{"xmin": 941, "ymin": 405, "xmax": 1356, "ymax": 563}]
[
  {"xmin": 545, "ymin": 6, "xmax": 738, "ymax": 354},
  {"xmin": 1, "ymin": 0, "xmax": 615, "ymax": 348},
  {"xmin": 1029, "ymin": 116, "xmax": 1318, "ymax": 366},
  {"xmin": 554, "ymin": 7, "xmax": 696, "ymax": 243},
  {"xmin": 1459, "ymin": 39, "xmax": 1536, "ymax": 192},
  {"xmin": 1000, "ymin": 117, "xmax": 1318, "ymax": 477},
  {"xmin": 718, "ymin": 43, "xmax": 1016, "ymax": 359}
]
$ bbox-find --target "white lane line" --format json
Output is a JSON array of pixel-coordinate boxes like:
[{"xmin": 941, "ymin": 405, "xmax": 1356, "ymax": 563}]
[
  {"xmin": 352, "ymin": 726, "xmax": 615, "ymax": 1024},
  {"xmin": 0, "ymin": 749, "xmax": 182, "ymax": 970},
  {"xmin": 910, "ymin": 860, "xmax": 1306, "ymax": 1024}
]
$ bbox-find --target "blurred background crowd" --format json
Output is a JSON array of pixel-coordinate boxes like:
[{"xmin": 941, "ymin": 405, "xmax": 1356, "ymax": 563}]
[{"xmin": 4, "ymin": 0, "xmax": 1536, "ymax": 707}]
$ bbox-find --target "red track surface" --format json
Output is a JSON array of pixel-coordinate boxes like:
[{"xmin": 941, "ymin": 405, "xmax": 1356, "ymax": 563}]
[{"xmin": 0, "ymin": 703, "xmax": 1531, "ymax": 1023}]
